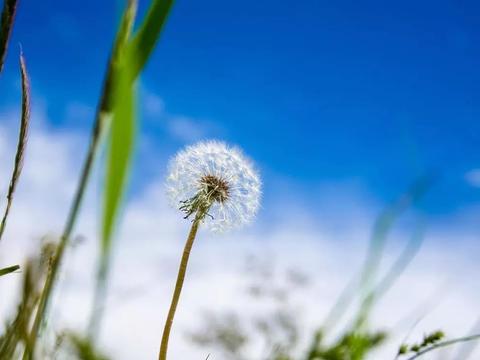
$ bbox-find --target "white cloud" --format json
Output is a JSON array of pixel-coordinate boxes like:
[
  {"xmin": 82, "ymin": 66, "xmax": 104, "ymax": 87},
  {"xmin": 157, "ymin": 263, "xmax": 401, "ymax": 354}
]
[
  {"xmin": 140, "ymin": 87, "xmax": 223, "ymax": 143},
  {"xmin": 0, "ymin": 107, "xmax": 479, "ymax": 359},
  {"xmin": 64, "ymin": 101, "xmax": 95, "ymax": 125},
  {"xmin": 466, "ymin": 169, "xmax": 480, "ymax": 188},
  {"xmin": 143, "ymin": 91, "xmax": 165, "ymax": 117},
  {"xmin": 166, "ymin": 115, "xmax": 220, "ymax": 143}
]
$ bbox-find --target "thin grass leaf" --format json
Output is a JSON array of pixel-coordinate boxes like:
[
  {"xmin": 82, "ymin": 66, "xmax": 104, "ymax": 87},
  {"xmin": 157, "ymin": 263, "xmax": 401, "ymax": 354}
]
[
  {"xmin": 68, "ymin": 333, "xmax": 111, "ymax": 360},
  {"xmin": 128, "ymin": 0, "xmax": 175, "ymax": 78},
  {"xmin": 0, "ymin": 52, "xmax": 30, "ymax": 242},
  {"xmin": 88, "ymin": 1, "xmax": 139, "ymax": 339},
  {"xmin": 0, "ymin": 251, "xmax": 47, "ymax": 359},
  {"xmin": 322, "ymin": 175, "xmax": 434, "ymax": 333},
  {"xmin": 0, "ymin": 0, "xmax": 17, "ymax": 72},
  {"xmin": 0, "ymin": 264, "xmax": 19, "ymax": 276},
  {"xmin": 359, "ymin": 175, "xmax": 435, "ymax": 294},
  {"xmin": 26, "ymin": 2, "xmax": 138, "ymax": 358},
  {"xmin": 90, "ymin": 48, "xmax": 136, "ymax": 340},
  {"xmin": 353, "ymin": 221, "xmax": 426, "ymax": 331},
  {"xmin": 90, "ymin": 0, "xmax": 175, "ymax": 338},
  {"xmin": 102, "ymin": 62, "xmax": 136, "ymax": 253},
  {"xmin": 405, "ymin": 334, "xmax": 480, "ymax": 360}
]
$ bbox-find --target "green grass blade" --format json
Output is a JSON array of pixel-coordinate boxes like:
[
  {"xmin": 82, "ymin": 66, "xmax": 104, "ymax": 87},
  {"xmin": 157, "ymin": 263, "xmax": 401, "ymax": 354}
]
[
  {"xmin": 0, "ymin": 0, "xmax": 17, "ymax": 72},
  {"xmin": 101, "ymin": 0, "xmax": 139, "ymax": 257},
  {"xmin": 406, "ymin": 334, "xmax": 480, "ymax": 360},
  {"xmin": 0, "ymin": 264, "xmax": 19, "ymax": 276},
  {"xmin": 26, "ymin": 2, "xmax": 139, "ymax": 357},
  {"xmin": 322, "ymin": 175, "xmax": 435, "ymax": 333},
  {"xmin": 87, "ymin": 0, "xmax": 139, "ymax": 339},
  {"xmin": 102, "ymin": 61, "xmax": 136, "ymax": 254},
  {"xmin": 0, "ymin": 52, "xmax": 31, "ymax": 242},
  {"xmin": 128, "ymin": 0, "xmax": 175, "ymax": 78}
]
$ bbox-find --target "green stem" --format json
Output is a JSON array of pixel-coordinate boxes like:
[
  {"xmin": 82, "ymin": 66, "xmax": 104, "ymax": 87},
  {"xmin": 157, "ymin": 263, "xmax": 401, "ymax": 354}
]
[
  {"xmin": 24, "ymin": 3, "xmax": 137, "ymax": 358},
  {"xmin": 87, "ymin": 250, "xmax": 111, "ymax": 341},
  {"xmin": 24, "ymin": 115, "xmax": 106, "ymax": 360},
  {"xmin": 405, "ymin": 334, "xmax": 480, "ymax": 360},
  {"xmin": 0, "ymin": 264, "xmax": 19, "ymax": 276},
  {"xmin": 159, "ymin": 218, "xmax": 201, "ymax": 360}
]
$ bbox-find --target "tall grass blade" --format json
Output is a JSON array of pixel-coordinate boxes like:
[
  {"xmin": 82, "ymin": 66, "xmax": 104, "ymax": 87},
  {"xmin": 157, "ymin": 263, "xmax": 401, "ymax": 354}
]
[
  {"xmin": 353, "ymin": 221, "xmax": 425, "ymax": 330},
  {"xmin": 26, "ymin": 2, "xmax": 138, "ymax": 358},
  {"xmin": 88, "ymin": 0, "xmax": 139, "ymax": 340},
  {"xmin": 128, "ymin": 0, "xmax": 175, "ymax": 78},
  {"xmin": 91, "ymin": 0, "xmax": 175, "ymax": 337},
  {"xmin": 90, "ymin": 39, "xmax": 137, "ymax": 338},
  {"xmin": 0, "ymin": 0, "xmax": 17, "ymax": 72},
  {"xmin": 322, "ymin": 175, "xmax": 434, "ymax": 333},
  {"xmin": 101, "ymin": 57, "xmax": 136, "ymax": 259},
  {"xmin": 0, "ymin": 52, "xmax": 30, "ymax": 242}
]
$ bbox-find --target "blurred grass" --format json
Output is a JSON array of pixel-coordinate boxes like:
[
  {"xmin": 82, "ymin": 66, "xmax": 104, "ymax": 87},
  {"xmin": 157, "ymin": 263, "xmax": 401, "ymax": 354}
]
[
  {"xmin": 90, "ymin": 0, "xmax": 138, "ymax": 338},
  {"xmin": 27, "ymin": 0, "xmax": 175, "ymax": 355},
  {"xmin": 322, "ymin": 175, "xmax": 434, "ymax": 335},
  {"xmin": 94, "ymin": 0, "xmax": 175, "ymax": 339},
  {"xmin": 0, "ymin": 264, "xmax": 19, "ymax": 276},
  {"xmin": 0, "ymin": 0, "xmax": 16, "ymax": 72},
  {"xmin": 0, "ymin": 52, "xmax": 31, "ymax": 242}
]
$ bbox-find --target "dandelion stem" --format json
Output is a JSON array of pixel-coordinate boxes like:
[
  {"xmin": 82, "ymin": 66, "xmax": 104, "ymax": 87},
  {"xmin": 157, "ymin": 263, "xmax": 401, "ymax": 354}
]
[{"xmin": 159, "ymin": 217, "xmax": 201, "ymax": 360}]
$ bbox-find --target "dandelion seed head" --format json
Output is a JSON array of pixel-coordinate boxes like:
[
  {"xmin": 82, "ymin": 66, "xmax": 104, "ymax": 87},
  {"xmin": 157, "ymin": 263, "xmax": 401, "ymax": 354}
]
[{"xmin": 166, "ymin": 140, "xmax": 261, "ymax": 232}]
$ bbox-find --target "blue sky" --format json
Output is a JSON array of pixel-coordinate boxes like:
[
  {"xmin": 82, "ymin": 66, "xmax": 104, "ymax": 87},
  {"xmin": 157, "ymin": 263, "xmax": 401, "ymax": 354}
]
[{"xmin": 1, "ymin": 0, "xmax": 479, "ymax": 217}]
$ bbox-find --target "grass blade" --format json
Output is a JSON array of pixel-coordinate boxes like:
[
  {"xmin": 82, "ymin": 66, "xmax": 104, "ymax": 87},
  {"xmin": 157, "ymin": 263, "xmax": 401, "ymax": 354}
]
[
  {"xmin": 0, "ymin": 264, "xmax": 19, "ymax": 276},
  {"xmin": 90, "ymin": 43, "xmax": 137, "ymax": 339},
  {"xmin": 0, "ymin": 0, "xmax": 17, "ymax": 72},
  {"xmin": 88, "ymin": 1, "xmax": 138, "ymax": 339},
  {"xmin": 91, "ymin": 0, "xmax": 176, "ymax": 337},
  {"xmin": 101, "ymin": 62, "xmax": 136, "ymax": 254},
  {"xmin": 26, "ymin": 2, "xmax": 138, "ymax": 358},
  {"xmin": 128, "ymin": 0, "xmax": 175, "ymax": 78},
  {"xmin": 405, "ymin": 334, "xmax": 480, "ymax": 360},
  {"xmin": 0, "ymin": 52, "xmax": 31, "ymax": 242},
  {"xmin": 322, "ymin": 175, "xmax": 434, "ymax": 333}
]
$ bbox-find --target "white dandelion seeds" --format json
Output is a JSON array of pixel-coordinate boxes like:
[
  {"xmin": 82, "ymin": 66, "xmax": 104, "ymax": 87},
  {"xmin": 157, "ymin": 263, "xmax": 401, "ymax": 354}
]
[
  {"xmin": 158, "ymin": 141, "xmax": 261, "ymax": 360},
  {"xmin": 166, "ymin": 140, "xmax": 261, "ymax": 232}
]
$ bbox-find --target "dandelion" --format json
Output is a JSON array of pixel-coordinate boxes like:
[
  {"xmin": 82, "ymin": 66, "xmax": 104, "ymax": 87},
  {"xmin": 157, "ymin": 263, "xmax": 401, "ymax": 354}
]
[{"xmin": 159, "ymin": 140, "xmax": 261, "ymax": 360}]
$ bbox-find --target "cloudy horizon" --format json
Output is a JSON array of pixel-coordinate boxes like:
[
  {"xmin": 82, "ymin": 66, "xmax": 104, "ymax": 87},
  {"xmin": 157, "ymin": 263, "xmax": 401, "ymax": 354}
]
[{"xmin": 0, "ymin": 102, "xmax": 479, "ymax": 358}]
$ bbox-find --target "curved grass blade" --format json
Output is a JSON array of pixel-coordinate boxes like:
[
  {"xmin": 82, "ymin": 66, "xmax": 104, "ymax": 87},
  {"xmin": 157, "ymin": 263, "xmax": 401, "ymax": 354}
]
[
  {"xmin": 91, "ymin": 0, "xmax": 176, "ymax": 337},
  {"xmin": 128, "ymin": 0, "xmax": 175, "ymax": 78},
  {"xmin": 25, "ymin": 2, "xmax": 138, "ymax": 358},
  {"xmin": 89, "ymin": 2, "xmax": 138, "ymax": 339},
  {"xmin": 353, "ymin": 221, "xmax": 425, "ymax": 330},
  {"xmin": 0, "ymin": 0, "xmax": 17, "ymax": 72},
  {"xmin": 0, "ymin": 264, "xmax": 19, "ymax": 276},
  {"xmin": 405, "ymin": 334, "xmax": 480, "ymax": 360},
  {"xmin": 0, "ymin": 52, "xmax": 30, "ymax": 242},
  {"xmin": 102, "ymin": 62, "xmax": 136, "ymax": 255},
  {"xmin": 358, "ymin": 175, "xmax": 434, "ymax": 295},
  {"xmin": 90, "ymin": 48, "xmax": 137, "ymax": 339},
  {"xmin": 322, "ymin": 175, "xmax": 434, "ymax": 333}
]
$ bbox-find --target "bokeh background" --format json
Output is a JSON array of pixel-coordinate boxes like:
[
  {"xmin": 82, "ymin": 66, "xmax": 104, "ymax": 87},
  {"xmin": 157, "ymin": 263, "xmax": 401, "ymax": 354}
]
[{"xmin": 0, "ymin": 0, "xmax": 480, "ymax": 358}]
